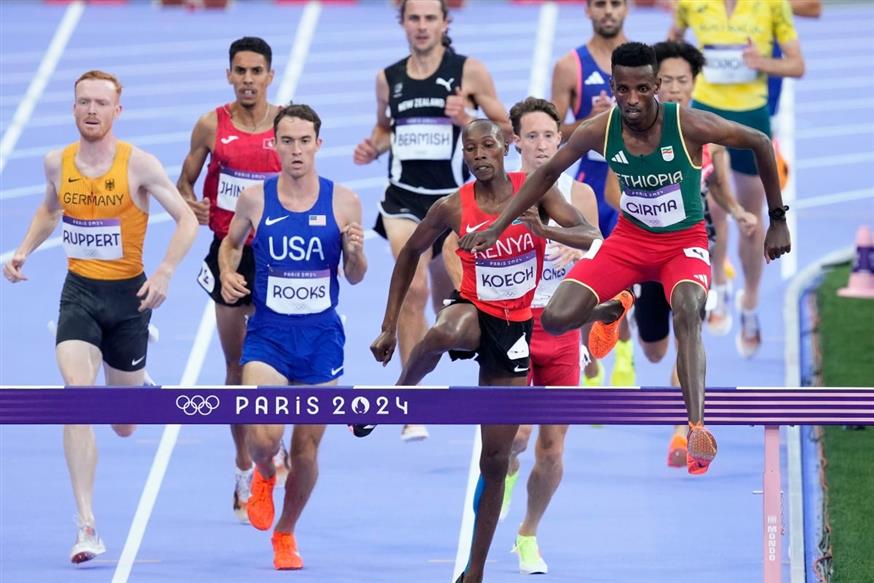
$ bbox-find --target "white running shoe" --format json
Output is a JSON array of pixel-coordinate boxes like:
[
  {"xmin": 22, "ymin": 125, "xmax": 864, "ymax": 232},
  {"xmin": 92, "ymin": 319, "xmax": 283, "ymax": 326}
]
[
  {"xmin": 70, "ymin": 523, "xmax": 106, "ymax": 564},
  {"xmin": 706, "ymin": 282, "xmax": 733, "ymax": 336},
  {"xmin": 512, "ymin": 534, "xmax": 548, "ymax": 575},
  {"xmin": 400, "ymin": 424, "xmax": 429, "ymax": 442},
  {"xmin": 735, "ymin": 290, "xmax": 761, "ymax": 359},
  {"xmin": 273, "ymin": 441, "xmax": 291, "ymax": 483},
  {"xmin": 233, "ymin": 465, "xmax": 254, "ymax": 523}
]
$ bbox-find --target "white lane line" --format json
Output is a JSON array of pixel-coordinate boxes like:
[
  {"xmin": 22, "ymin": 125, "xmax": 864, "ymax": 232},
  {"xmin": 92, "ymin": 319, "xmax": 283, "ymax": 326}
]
[
  {"xmin": 453, "ymin": 427, "xmax": 482, "ymax": 582},
  {"xmin": 776, "ymin": 79, "xmax": 796, "ymax": 279},
  {"xmin": 527, "ymin": 2, "xmax": 558, "ymax": 99},
  {"xmin": 795, "ymin": 187, "xmax": 874, "ymax": 209},
  {"xmin": 796, "ymin": 122, "xmax": 874, "ymax": 140},
  {"xmin": 276, "ymin": 1, "xmax": 322, "ymax": 104},
  {"xmin": 796, "ymin": 151, "xmax": 874, "ymax": 170},
  {"xmin": 110, "ymin": 303, "xmax": 216, "ymax": 583},
  {"xmin": 803, "ymin": 54, "xmax": 874, "ymax": 70},
  {"xmin": 0, "ymin": 1, "xmax": 84, "ymax": 175},
  {"xmin": 111, "ymin": 5, "xmax": 322, "ymax": 580},
  {"xmin": 796, "ymin": 98, "xmax": 874, "ymax": 113},
  {"xmin": 797, "ymin": 77, "xmax": 874, "ymax": 92}
]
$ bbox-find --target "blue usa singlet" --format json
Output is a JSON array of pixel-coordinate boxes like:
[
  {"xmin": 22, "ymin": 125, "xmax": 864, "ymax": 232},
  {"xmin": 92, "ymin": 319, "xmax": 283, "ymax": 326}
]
[{"xmin": 251, "ymin": 175, "xmax": 342, "ymax": 326}]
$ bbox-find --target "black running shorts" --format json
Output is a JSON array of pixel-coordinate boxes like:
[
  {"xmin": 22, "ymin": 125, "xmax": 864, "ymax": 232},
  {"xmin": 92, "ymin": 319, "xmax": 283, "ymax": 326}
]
[
  {"xmin": 375, "ymin": 184, "xmax": 449, "ymax": 258},
  {"xmin": 445, "ymin": 291, "xmax": 533, "ymax": 377},
  {"xmin": 634, "ymin": 281, "xmax": 671, "ymax": 343},
  {"xmin": 56, "ymin": 271, "xmax": 151, "ymax": 372}
]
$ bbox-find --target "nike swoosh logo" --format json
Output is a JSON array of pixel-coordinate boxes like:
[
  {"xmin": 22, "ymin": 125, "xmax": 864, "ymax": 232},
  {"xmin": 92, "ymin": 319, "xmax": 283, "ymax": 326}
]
[
  {"xmin": 67, "ymin": 177, "xmax": 81, "ymax": 183},
  {"xmin": 513, "ymin": 365, "xmax": 529, "ymax": 373},
  {"xmin": 465, "ymin": 220, "xmax": 489, "ymax": 234},
  {"xmin": 331, "ymin": 366, "xmax": 344, "ymax": 376},
  {"xmin": 131, "ymin": 356, "xmax": 146, "ymax": 366},
  {"xmin": 264, "ymin": 215, "xmax": 289, "ymax": 226},
  {"xmin": 220, "ymin": 136, "xmax": 239, "ymax": 145}
]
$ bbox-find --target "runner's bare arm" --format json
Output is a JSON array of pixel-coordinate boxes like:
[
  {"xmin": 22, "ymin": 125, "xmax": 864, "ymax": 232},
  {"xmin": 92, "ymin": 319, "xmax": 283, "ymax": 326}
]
[
  {"xmin": 682, "ymin": 108, "xmax": 790, "ymax": 261},
  {"xmin": 532, "ymin": 184, "xmax": 602, "ymax": 250},
  {"xmin": 707, "ymin": 145, "xmax": 758, "ymax": 237},
  {"xmin": 790, "ymin": 0, "xmax": 822, "ymax": 18},
  {"xmin": 668, "ymin": 1, "xmax": 688, "ymax": 41},
  {"xmin": 551, "ymin": 52, "xmax": 611, "ymax": 139},
  {"xmin": 131, "ymin": 149, "xmax": 198, "ymax": 310},
  {"xmin": 604, "ymin": 167, "xmax": 621, "ymax": 211},
  {"xmin": 744, "ymin": 39, "xmax": 804, "ymax": 78},
  {"xmin": 441, "ymin": 233, "xmax": 462, "ymax": 290},
  {"xmin": 379, "ymin": 195, "xmax": 456, "ymax": 333},
  {"xmin": 551, "ymin": 52, "xmax": 579, "ymax": 137},
  {"xmin": 2, "ymin": 151, "xmax": 64, "ymax": 283},
  {"xmin": 458, "ymin": 114, "xmax": 609, "ymax": 252},
  {"xmin": 353, "ymin": 71, "xmax": 392, "ymax": 164},
  {"xmin": 334, "ymin": 184, "xmax": 367, "ymax": 285},
  {"xmin": 555, "ymin": 179, "xmax": 602, "ymax": 265},
  {"xmin": 177, "ymin": 112, "xmax": 216, "ymax": 224},
  {"xmin": 218, "ymin": 185, "xmax": 261, "ymax": 302},
  {"xmin": 571, "ymin": 180, "xmax": 600, "ymax": 229},
  {"xmin": 462, "ymin": 57, "xmax": 512, "ymax": 139}
]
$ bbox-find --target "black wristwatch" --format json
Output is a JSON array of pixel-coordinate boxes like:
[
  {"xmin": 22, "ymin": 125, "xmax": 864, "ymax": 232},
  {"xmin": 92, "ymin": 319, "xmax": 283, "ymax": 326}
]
[{"xmin": 768, "ymin": 205, "xmax": 789, "ymax": 221}]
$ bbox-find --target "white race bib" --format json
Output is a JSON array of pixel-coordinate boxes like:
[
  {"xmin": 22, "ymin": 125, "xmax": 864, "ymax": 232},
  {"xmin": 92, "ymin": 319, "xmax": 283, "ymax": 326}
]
[
  {"xmin": 62, "ymin": 216, "xmax": 123, "ymax": 260},
  {"xmin": 620, "ymin": 183, "xmax": 687, "ymax": 228},
  {"xmin": 266, "ymin": 267, "xmax": 331, "ymax": 315},
  {"xmin": 702, "ymin": 44, "xmax": 757, "ymax": 84},
  {"xmin": 217, "ymin": 167, "xmax": 274, "ymax": 212},
  {"xmin": 393, "ymin": 117, "xmax": 453, "ymax": 161},
  {"xmin": 533, "ymin": 243, "xmax": 576, "ymax": 307},
  {"xmin": 475, "ymin": 250, "xmax": 538, "ymax": 301}
]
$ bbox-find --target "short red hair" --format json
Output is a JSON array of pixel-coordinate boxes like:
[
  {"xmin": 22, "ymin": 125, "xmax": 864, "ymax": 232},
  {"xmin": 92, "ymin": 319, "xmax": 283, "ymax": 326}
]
[{"xmin": 74, "ymin": 70, "xmax": 122, "ymax": 97}]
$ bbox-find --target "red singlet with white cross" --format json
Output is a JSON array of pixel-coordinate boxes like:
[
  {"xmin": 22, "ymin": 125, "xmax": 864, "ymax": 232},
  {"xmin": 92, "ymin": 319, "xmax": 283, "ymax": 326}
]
[
  {"xmin": 456, "ymin": 171, "xmax": 546, "ymax": 321},
  {"xmin": 203, "ymin": 104, "xmax": 281, "ymax": 239}
]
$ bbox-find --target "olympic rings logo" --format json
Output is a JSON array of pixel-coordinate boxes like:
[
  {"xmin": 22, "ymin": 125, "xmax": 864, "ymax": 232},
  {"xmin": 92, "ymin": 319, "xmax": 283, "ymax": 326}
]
[{"xmin": 175, "ymin": 394, "xmax": 220, "ymax": 416}]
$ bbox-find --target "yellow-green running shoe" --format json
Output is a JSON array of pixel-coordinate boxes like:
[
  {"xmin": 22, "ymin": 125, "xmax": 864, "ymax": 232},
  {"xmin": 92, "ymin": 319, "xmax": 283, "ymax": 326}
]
[
  {"xmin": 500, "ymin": 470, "xmax": 520, "ymax": 521},
  {"xmin": 512, "ymin": 534, "xmax": 548, "ymax": 574},
  {"xmin": 582, "ymin": 360, "xmax": 605, "ymax": 387},
  {"xmin": 609, "ymin": 339, "xmax": 636, "ymax": 386}
]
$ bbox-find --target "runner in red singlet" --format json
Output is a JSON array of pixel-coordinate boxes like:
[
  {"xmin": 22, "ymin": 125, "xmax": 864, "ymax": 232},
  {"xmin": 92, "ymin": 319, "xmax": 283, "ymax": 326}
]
[
  {"xmin": 177, "ymin": 37, "xmax": 285, "ymax": 522},
  {"xmin": 369, "ymin": 119, "xmax": 601, "ymax": 583}
]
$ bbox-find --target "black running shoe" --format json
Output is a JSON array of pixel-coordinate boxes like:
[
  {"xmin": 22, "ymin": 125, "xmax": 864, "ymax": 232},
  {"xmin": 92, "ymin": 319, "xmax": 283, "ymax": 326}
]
[{"xmin": 349, "ymin": 424, "xmax": 377, "ymax": 438}]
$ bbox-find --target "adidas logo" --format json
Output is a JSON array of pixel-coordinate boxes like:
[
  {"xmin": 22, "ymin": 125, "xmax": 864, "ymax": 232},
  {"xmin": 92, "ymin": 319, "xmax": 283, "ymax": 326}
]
[
  {"xmin": 611, "ymin": 151, "xmax": 629, "ymax": 164},
  {"xmin": 584, "ymin": 71, "xmax": 606, "ymax": 85}
]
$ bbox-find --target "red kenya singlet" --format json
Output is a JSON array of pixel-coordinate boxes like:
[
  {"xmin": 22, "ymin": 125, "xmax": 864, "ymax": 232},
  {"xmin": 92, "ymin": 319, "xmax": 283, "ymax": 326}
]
[{"xmin": 456, "ymin": 172, "xmax": 546, "ymax": 321}]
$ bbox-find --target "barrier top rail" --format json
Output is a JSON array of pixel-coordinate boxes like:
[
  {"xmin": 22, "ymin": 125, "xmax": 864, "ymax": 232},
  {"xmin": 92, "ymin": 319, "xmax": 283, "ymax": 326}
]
[{"xmin": 1, "ymin": 386, "xmax": 872, "ymax": 425}]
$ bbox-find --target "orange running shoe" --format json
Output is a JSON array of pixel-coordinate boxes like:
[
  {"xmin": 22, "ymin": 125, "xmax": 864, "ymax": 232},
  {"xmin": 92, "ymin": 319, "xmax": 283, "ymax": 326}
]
[
  {"xmin": 773, "ymin": 138, "xmax": 790, "ymax": 191},
  {"xmin": 667, "ymin": 433, "xmax": 688, "ymax": 468},
  {"xmin": 247, "ymin": 468, "xmax": 276, "ymax": 531},
  {"xmin": 588, "ymin": 290, "xmax": 634, "ymax": 359},
  {"xmin": 272, "ymin": 531, "xmax": 303, "ymax": 570},
  {"xmin": 687, "ymin": 422, "xmax": 718, "ymax": 475}
]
